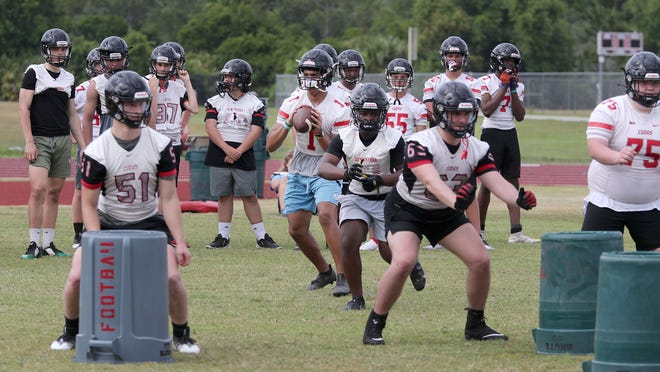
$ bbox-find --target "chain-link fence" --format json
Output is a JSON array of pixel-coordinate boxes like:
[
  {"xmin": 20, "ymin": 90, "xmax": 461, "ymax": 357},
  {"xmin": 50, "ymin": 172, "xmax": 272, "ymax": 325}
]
[{"xmin": 274, "ymin": 72, "xmax": 624, "ymax": 111}]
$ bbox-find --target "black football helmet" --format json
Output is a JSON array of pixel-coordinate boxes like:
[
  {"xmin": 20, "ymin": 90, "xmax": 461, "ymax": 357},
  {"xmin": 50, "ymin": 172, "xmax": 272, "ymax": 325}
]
[
  {"xmin": 163, "ymin": 41, "xmax": 186, "ymax": 71},
  {"xmin": 40, "ymin": 28, "xmax": 72, "ymax": 67},
  {"xmin": 624, "ymin": 51, "xmax": 660, "ymax": 107},
  {"xmin": 432, "ymin": 81, "xmax": 479, "ymax": 138},
  {"xmin": 99, "ymin": 36, "xmax": 130, "ymax": 75},
  {"xmin": 105, "ymin": 71, "xmax": 152, "ymax": 128},
  {"xmin": 297, "ymin": 49, "xmax": 334, "ymax": 90},
  {"xmin": 149, "ymin": 45, "xmax": 178, "ymax": 80},
  {"xmin": 489, "ymin": 42, "xmax": 522, "ymax": 73},
  {"xmin": 337, "ymin": 49, "xmax": 365, "ymax": 85},
  {"xmin": 314, "ymin": 43, "xmax": 338, "ymax": 64},
  {"xmin": 216, "ymin": 58, "xmax": 253, "ymax": 95},
  {"xmin": 350, "ymin": 83, "xmax": 390, "ymax": 132},
  {"xmin": 85, "ymin": 48, "xmax": 102, "ymax": 78},
  {"xmin": 440, "ymin": 36, "xmax": 469, "ymax": 72},
  {"xmin": 385, "ymin": 58, "xmax": 414, "ymax": 91}
]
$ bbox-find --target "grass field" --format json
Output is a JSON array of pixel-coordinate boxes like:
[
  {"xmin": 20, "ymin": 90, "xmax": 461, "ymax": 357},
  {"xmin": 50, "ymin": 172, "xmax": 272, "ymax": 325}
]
[{"xmin": 0, "ymin": 185, "xmax": 636, "ymax": 371}]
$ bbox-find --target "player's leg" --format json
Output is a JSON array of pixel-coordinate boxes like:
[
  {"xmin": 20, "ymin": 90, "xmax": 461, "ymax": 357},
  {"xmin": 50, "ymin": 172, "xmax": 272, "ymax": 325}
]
[
  {"xmin": 166, "ymin": 244, "xmax": 200, "ymax": 353},
  {"xmin": 236, "ymin": 169, "xmax": 280, "ymax": 248},
  {"xmin": 51, "ymin": 247, "xmax": 83, "ymax": 350}
]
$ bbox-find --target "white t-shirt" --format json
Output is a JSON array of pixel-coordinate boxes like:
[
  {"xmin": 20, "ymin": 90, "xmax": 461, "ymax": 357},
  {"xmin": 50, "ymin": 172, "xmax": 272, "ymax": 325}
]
[
  {"xmin": 478, "ymin": 72, "xmax": 525, "ymax": 130},
  {"xmin": 386, "ymin": 92, "xmax": 427, "ymax": 140}
]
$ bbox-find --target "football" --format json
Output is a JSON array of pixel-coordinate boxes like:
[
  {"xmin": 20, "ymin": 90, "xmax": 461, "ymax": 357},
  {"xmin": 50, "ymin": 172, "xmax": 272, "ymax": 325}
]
[{"xmin": 290, "ymin": 105, "xmax": 313, "ymax": 133}]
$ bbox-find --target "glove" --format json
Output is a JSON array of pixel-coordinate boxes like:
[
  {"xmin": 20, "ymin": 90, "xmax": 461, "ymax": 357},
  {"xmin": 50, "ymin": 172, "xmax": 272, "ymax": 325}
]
[
  {"xmin": 453, "ymin": 182, "xmax": 476, "ymax": 211},
  {"xmin": 344, "ymin": 162, "xmax": 364, "ymax": 181},
  {"xmin": 361, "ymin": 175, "xmax": 383, "ymax": 192},
  {"xmin": 516, "ymin": 187, "xmax": 537, "ymax": 210},
  {"xmin": 509, "ymin": 73, "xmax": 518, "ymax": 91},
  {"xmin": 499, "ymin": 71, "xmax": 511, "ymax": 86}
]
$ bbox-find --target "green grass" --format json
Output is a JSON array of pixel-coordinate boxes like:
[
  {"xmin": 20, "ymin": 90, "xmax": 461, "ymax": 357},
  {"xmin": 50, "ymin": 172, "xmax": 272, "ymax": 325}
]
[
  {"xmin": 0, "ymin": 185, "xmax": 636, "ymax": 371},
  {"xmin": 1, "ymin": 102, "xmax": 588, "ymax": 163}
]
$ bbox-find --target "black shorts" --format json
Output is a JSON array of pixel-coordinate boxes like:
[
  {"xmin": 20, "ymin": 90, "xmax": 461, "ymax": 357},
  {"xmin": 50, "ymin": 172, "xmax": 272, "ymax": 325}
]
[
  {"xmin": 99, "ymin": 213, "xmax": 175, "ymax": 243},
  {"xmin": 581, "ymin": 202, "xmax": 660, "ymax": 251},
  {"xmin": 480, "ymin": 128, "xmax": 521, "ymax": 179},
  {"xmin": 384, "ymin": 189, "xmax": 469, "ymax": 244}
]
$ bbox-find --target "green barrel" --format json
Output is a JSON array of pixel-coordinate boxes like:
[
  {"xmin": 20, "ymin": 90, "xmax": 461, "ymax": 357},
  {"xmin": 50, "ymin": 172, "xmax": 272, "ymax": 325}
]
[
  {"xmin": 583, "ymin": 252, "xmax": 660, "ymax": 372},
  {"xmin": 533, "ymin": 231, "xmax": 623, "ymax": 354},
  {"xmin": 183, "ymin": 136, "xmax": 215, "ymax": 201}
]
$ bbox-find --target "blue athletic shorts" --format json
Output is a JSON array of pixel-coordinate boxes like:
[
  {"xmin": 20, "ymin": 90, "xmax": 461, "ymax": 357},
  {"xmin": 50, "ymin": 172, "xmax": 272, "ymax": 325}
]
[{"xmin": 283, "ymin": 173, "xmax": 341, "ymax": 215}]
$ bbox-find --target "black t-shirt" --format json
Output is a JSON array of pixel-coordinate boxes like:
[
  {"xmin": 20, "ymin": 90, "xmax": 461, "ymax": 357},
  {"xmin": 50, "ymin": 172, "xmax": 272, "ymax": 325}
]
[{"xmin": 22, "ymin": 67, "xmax": 75, "ymax": 136}]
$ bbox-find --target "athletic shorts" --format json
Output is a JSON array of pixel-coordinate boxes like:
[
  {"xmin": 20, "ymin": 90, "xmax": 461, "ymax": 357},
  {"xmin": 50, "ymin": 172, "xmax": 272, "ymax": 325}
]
[
  {"xmin": 209, "ymin": 167, "xmax": 256, "ymax": 197},
  {"xmin": 385, "ymin": 188, "xmax": 469, "ymax": 244},
  {"xmin": 31, "ymin": 135, "xmax": 72, "ymax": 178},
  {"xmin": 480, "ymin": 128, "xmax": 521, "ymax": 179},
  {"xmin": 283, "ymin": 173, "xmax": 341, "ymax": 215},
  {"xmin": 338, "ymin": 194, "xmax": 387, "ymax": 241},
  {"xmin": 581, "ymin": 202, "xmax": 660, "ymax": 251},
  {"xmin": 98, "ymin": 213, "xmax": 174, "ymax": 243},
  {"xmin": 173, "ymin": 144, "xmax": 182, "ymax": 186}
]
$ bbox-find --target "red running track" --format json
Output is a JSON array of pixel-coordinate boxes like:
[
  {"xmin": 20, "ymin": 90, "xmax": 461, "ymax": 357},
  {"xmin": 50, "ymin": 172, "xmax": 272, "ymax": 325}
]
[{"xmin": 0, "ymin": 158, "xmax": 587, "ymax": 206}]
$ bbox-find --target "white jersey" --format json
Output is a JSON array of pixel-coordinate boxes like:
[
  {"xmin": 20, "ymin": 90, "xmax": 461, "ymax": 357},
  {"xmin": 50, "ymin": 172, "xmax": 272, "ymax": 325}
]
[
  {"xmin": 152, "ymin": 78, "xmax": 189, "ymax": 146},
  {"xmin": 423, "ymin": 72, "xmax": 482, "ymax": 103},
  {"xmin": 75, "ymin": 80, "xmax": 100, "ymax": 140},
  {"xmin": 331, "ymin": 82, "xmax": 359, "ymax": 105},
  {"xmin": 27, "ymin": 64, "xmax": 74, "ymax": 96},
  {"xmin": 277, "ymin": 90, "xmax": 351, "ymax": 176},
  {"xmin": 81, "ymin": 127, "xmax": 176, "ymax": 222},
  {"xmin": 92, "ymin": 74, "xmax": 110, "ymax": 114},
  {"xmin": 585, "ymin": 95, "xmax": 660, "ymax": 210},
  {"xmin": 205, "ymin": 92, "xmax": 264, "ymax": 143},
  {"xmin": 386, "ymin": 92, "xmax": 427, "ymax": 140},
  {"xmin": 338, "ymin": 125, "xmax": 402, "ymax": 196},
  {"xmin": 478, "ymin": 72, "xmax": 525, "ymax": 130},
  {"xmin": 395, "ymin": 128, "xmax": 493, "ymax": 210}
]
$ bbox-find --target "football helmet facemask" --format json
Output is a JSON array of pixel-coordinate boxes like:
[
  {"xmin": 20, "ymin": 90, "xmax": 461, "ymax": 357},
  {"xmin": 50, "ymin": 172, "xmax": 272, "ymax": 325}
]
[
  {"xmin": 297, "ymin": 49, "xmax": 334, "ymax": 90},
  {"xmin": 216, "ymin": 58, "xmax": 253, "ymax": 95},
  {"xmin": 350, "ymin": 83, "xmax": 389, "ymax": 132},
  {"xmin": 337, "ymin": 49, "xmax": 365, "ymax": 85},
  {"xmin": 150, "ymin": 45, "xmax": 178, "ymax": 80},
  {"xmin": 40, "ymin": 28, "xmax": 72, "ymax": 67},
  {"xmin": 105, "ymin": 71, "xmax": 152, "ymax": 128},
  {"xmin": 386, "ymin": 58, "xmax": 414, "ymax": 91},
  {"xmin": 489, "ymin": 42, "xmax": 522, "ymax": 74},
  {"xmin": 624, "ymin": 51, "xmax": 660, "ymax": 107},
  {"xmin": 432, "ymin": 81, "xmax": 479, "ymax": 138},
  {"xmin": 99, "ymin": 36, "xmax": 130, "ymax": 75},
  {"xmin": 440, "ymin": 36, "xmax": 469, "ymax": 72}
]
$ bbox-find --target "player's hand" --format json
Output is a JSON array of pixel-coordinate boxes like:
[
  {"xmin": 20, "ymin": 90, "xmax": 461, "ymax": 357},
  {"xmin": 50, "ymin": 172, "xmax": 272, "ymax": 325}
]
[
  {"xmin": 516, "ymin": 187, "xmax": 537, "ymax": 210},
  {"xmin": 24, "ymin": 142, "xmax": 38, "ymax": 163},
  {"xmin": 344, "ymin": 162, "xmax": 364, "ymax": 181},
  {"xmin": 509, "ymin": 73, "xmax": 518, "ymax": 91},
  {"xmin": 361, "ymin": 175, "xmax": 383, "ymax": 192},
  {"xmin": 453, "ymin": 182, "xmax": 476, "ymax": 211},
  {"xmin": 175, "ymin": 241, "xmax": 191, "ymax": 266},
  {"xmin": 499, "ymin": 71, "xmax": 511, "ymax": 85},
  {"xmin": 308, "ymin": 109, "xmax": 323, "ymax": 136}
]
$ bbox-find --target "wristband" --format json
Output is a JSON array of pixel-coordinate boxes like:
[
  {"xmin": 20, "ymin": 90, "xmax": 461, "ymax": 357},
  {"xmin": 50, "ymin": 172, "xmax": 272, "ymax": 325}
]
[
  {"xmin": 282, "ymin": 121, "xmax": 292, "ymax": 131},
  {"xmin": 510, "ymin": 89, "xmax": 517, "ymax": 94},
  {"xmin": 314, "ymin": 131, "xmax": 324, "ymax": 138}
]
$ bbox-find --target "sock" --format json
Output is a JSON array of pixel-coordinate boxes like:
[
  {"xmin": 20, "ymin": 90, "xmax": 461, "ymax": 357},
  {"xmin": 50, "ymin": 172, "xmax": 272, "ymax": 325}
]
[
  {"xmin": 465, "ymin": 308, "xmax": 485, "ymax": 327},
  {"xmin": 251, "ymin": 222, "xmax": 266, "ymax": 240},
  {"xmin": 172, "ymin": 321, "xmax": 190, "ymax": 338},
  {"xmin": 73, "ymin": 223, "xmax": 84, "ymax": 234},
  {"xmin": 511, "ymin": 224, "xmax": 522, "ymax": 234},
  {"xmin": 42, "ymin": 228, "xmax": 55, "ymax": 246},
  {"xmin": 64, "ymin": 317, "xmax": 79, "ymax": 336},
  {"xmin": 29, "ymin": 228, "xmax": 41, "ymax": 245},
  {"xmin": 371, "ymin": 309, "xmax": 388, "ymax": 323},
  {"xmin": 218, "ymin": 222, "xmax": 231, "ymax": 238},
  {"xmin": 480, "ymin": 224, "xmax": 486, "ymax": 232},
  {"xmin": 372, "ymin": 238, "xmax": 379, "ymax": 244}
]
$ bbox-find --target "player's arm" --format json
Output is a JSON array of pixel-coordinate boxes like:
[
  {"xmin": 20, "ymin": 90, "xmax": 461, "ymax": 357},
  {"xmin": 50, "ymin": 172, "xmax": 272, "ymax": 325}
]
[
  {"xmin": 147, "ymin": 76, "xmax": 159, "ymax": 129},
  {"xmin": 68, "ymin": 99, "xmax": 86, "ymax": 151},
  {"xmin": 480, "ymin": 88, "xmax": 506, "ymax": 117},
  {"xmin": 178, "ymin": 69, "xmax": 198, "ymax": 114},
  {"xmin": 18, "ymin": 88, "xmax": 36, "ymax": 162},
  {"xmin": 381, "ymin": 138, "xmax": 405, "ymax": 186},
  {"xmin": 413, "ymin": 162, "xmax": 459, "ymax": 207},
  {"xmin": 317, "ymin": 135, "xmax": 344, "ymax": 180},
  {"xmin": 510, "ymin": 88, "xmax": 525, "ymax": 121},
  {"xmin": 587, "ymin": 137, "xmax": 636, "ymax": 165},
  {"xmin": 82, "ymin": 81, "xmax": 99, "ymax": 144},
  {"xmin": 266, "ymin": 107, "xmax": 295, "ymax": 153},
  {"xmin": 233, "ymin": 107, "xmax": 266, "ymax": 158},
  {"xmin": 159, "ymin": 177, "xmax": 190, "ymax": 266},
  {"xmin": 80, "ymin": 154, "xmax": 103, "ymax": 231}
]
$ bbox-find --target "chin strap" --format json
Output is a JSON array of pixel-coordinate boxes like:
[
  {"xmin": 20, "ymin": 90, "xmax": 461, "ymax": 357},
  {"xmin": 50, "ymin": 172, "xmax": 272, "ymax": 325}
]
[{"xmin": 460, "ymin": 136, "xmax": 469, "ymax": 160}]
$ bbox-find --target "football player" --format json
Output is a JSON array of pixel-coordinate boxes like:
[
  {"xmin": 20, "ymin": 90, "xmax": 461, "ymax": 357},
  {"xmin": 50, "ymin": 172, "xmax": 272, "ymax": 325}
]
[
  {"xmin": 363, "ymin": 81, "xmax": 537, "ymax": 345},
  {"xmin": 266, "ymin": 48, "xmax": 352, "ymax": 296},
  {"xmin": 477, "ymin": 42, "xmax": 540, "ymax": 244},
  {"xmin": 51, "ymin": 71, "xmax": 199, "ymax": 354},
  {"xmin": 581, "ymin": 51, "xmax": 660, "ymax": 251}
]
